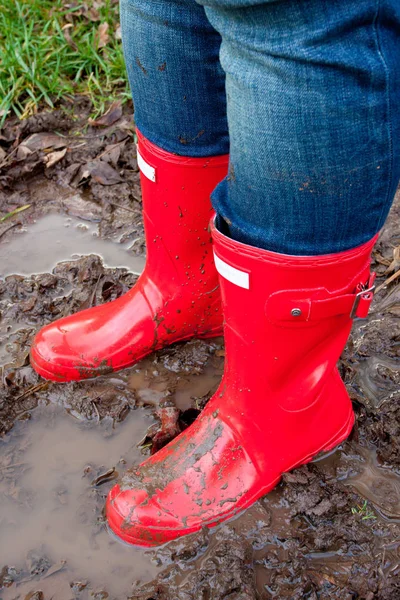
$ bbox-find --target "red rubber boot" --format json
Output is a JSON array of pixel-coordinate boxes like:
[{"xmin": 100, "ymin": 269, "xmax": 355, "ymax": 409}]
[
  {"xmin": 30, "ymin": 132, "xmax": 228, "ymax": 381},
  {"xmin": 106, "ymin": 219, "xmax": 377, "ymax": 546}
]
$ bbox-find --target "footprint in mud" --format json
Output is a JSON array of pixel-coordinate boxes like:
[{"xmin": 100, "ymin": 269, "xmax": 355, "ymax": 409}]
[
  {"xmin": 341, "ymin": 444, "xmax": 400, "ymax": 522},
  {"xmin": 355, "ymin": 354, "xmax": 400, "ymax": 408}
]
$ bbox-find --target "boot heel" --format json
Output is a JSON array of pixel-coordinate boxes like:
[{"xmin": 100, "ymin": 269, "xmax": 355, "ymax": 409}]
[{"xmin": 310, "ymin": 403, "xmax": 354, "ymax": 463}]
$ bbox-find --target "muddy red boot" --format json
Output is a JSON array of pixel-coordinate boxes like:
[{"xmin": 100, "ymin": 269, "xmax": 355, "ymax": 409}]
[
  {"xmin": 30, "ymin": 132, "xmax": 228, "ymax": 381},
  {"xmin": 106, "ymin": 218, "xmax": 377, "ymax": 546}
]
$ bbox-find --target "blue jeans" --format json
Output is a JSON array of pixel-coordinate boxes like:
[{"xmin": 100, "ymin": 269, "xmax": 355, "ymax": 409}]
[{"xmin": 120, "ymin": 0, "xmax": 400, "ymax": 255}]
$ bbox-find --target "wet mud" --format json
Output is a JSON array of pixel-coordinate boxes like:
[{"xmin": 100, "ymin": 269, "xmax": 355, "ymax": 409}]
[{"xmin": 1, "ymin": 106, "xmax": 400, "ymax": 599}]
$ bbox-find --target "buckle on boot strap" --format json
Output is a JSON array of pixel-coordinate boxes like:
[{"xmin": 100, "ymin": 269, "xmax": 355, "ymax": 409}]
[{"xmin": 350, "ymin": 275, "xmax": 376, "ymax": 319}]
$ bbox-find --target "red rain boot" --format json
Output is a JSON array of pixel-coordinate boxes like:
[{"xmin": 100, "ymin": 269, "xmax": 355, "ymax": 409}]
[
  {"xmin": 106, "ymin": 219, "xmax": 377, "ymax": 546},
  {"xmin": 30, "ymin": 132, "xmax": 228, "ymax": 381}
]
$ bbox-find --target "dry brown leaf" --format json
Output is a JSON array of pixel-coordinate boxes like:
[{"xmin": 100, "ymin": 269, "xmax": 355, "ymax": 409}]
[
  {"xmin": 0, "ymin": 147, "xmax": 6, "ymax": 162},
  {"xmin": 62, "ymin": 23, "xmax": 78, "ymax": 50},
  {"xmin": 62, "ymin": 193, "xmax": 102, "ymax": 221},
  {"xmin": 87, "ymin": 6, "xmax": 101, "ymax": 21},
  {"xmin": 16, "ymin": 145, "xmax": 33, "ymax": 161},
  {"xmin": 374, "ymin": 251, "xmax": 392, "ymax": 267},
  {"xmin": 96, "ymin": 22, "xmax": 109, "ymax": 48},
  {"xmin": 45, "ymin": 147, "xmax": 67, "ymax": 168},
  {"xmin": 88, "ymin": 101, "xmax": 122, "ymax": 127},
  {"xmin": 90, "ymin": 161, "xmax": 123, "ymax": 185},
  {"xmin": 72, "ymin": 161, "xmax": 123, "ymax": 187},
  {"xmin": 20, "ymin": 132, "xmax": 66, "ymax": 152},
  {"xmin": 384, "ymin": 245, "xmax": 400, "ymax": 275},
  {"xmin": 99, "ymin": 140, "xmax": 126, "ymax": 165}
]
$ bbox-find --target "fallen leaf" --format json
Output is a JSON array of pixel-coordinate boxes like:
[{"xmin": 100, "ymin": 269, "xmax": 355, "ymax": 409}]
[
  {"xmin": 20, "ymin": 296, "xmax": 37, "ymax": 312},
  {"xmin": 65, "ymin": 162, "xmax": 81, "ymax": 184},
  {"xmin": 20, "ymin": 133, "xmax": 66, "ymax": 152},
  {"xmin": 62, "ymin": 23, "xmax": 78, "ymax": 50},
  {"xmin": 62, "ymin": 193, "xmax": 102, "ymax": 221},
  {"xmin": 87, "ymin": 6, "xmax": 101, "ymax": 21},
  {"xmin": 99, "ymin": 141, "xmax": 125, "ymax": 166},
  {"xmin": 384, "ymin": 245, "xmax": 400, "ymax": 275},
  {"xmin": 0, "ymin": 147, "xmax": 6, "ymax": 162},
  {"xmin": 88, "ymin": 161, "xmax": 123, "ymax": 185},
  {"xmin": 16, "ymin": 145, "xmax": 33, "ymax": 161},
  {"xmin": 45, "ymin": 147, "xmax": 67, "ymax": 168},
  {"xmin": 89, "ymin": 101, "xmax": 122, "ymax": 127},
  {"xmin": 115, "ymin": 23, "xmax": 122, "ymax": 39},
  {"xmin": 96, "ymin": 22, "xmax": 109, "ymax": 49},
  {"xmin": 71, "ymin": 160, "xmax": 123, "ymax": 187}
]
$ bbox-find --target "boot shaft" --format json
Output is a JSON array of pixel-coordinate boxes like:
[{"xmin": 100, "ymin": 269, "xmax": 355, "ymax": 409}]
[
  {"xmin": 211, "ymin": 219, "xmax": 377, "ymax": 412},
  {"xmin": 137, "ymin": 131, "xmax": 229, "ymax": 287}
]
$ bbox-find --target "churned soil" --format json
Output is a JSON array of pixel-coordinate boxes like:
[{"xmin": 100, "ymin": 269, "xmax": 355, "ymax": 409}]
[{"xmin": 0, "ymin": 104, "xmax": 400, "ymax": 599}]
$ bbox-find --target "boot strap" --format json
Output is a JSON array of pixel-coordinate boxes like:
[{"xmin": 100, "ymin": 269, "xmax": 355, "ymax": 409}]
[{"xmin": 266, "ymin": 272, "xmax": 376, "ymax": 323}]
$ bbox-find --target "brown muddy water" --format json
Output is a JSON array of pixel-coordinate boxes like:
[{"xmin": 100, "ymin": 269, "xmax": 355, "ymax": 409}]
[
  {"xmin": 0, "ymin": 213, "xmax": 145, "ymax": 278},
  {"xmin": 0, "ymin": 405, "xmax": 160, "ymax": 598}
]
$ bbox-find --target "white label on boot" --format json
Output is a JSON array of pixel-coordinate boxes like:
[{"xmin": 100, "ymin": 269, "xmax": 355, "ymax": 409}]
[
  {"xmin": 137, "ymin": 148, "xmax": 156, "ymax": 182},
  {"xmin": 214, "ymin": 253, "xmax": 250, "ymax": 289}
]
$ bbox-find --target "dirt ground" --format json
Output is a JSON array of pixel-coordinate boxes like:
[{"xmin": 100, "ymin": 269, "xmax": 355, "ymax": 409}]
[{"xmin": 1, "ymin": 103, "xmax": 400, "ymax": 600}]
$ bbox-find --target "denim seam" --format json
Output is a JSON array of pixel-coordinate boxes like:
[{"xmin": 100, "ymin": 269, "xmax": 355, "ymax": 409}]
[{"xmin": 372, "ymin": 0, "xmax": 393, "ymax": 230}]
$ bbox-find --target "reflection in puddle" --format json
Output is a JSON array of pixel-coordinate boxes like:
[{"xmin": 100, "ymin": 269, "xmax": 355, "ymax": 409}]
[
  {"xmin": 129, "ymin": 357, "xmax": 222, "ymax": 413},
  {"xmin": 0, "ymin": 213, "xmax": 145, "ymax": 277},
  {"xmin": 0, "ymin": 405, "xmax": 160, "ymax": 597}
]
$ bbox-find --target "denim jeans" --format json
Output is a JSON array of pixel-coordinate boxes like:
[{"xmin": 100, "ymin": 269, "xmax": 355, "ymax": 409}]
[{"xmin": 120, "ymin": 0, "xmax": 400, "ymax": 255}]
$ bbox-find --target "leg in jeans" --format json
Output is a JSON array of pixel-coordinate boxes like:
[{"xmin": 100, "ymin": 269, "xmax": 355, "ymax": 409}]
[
  {"xmin": 106, "ymin": 0, "xmax": 400, "ymax": 547},
  {"xmin": 199, "ymin": 0, "xmax": 400, "ymax": 254},
  {"xmin": 120, "ymin": 0, "xmax": 229, "ymax": 156},
  {"xmin": 30, "ymin": 0, "xmax": 229, "ymax": 381}
]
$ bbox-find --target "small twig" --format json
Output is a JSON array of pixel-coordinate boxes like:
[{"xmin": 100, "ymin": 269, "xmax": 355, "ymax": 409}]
[
  {"xmin": 374, "ymin": 252, "xmax": 392, "ymax": 267},
  {"xmin": 92, "ymin": 400, "xmax": 101, "ymax": 423},
  {"xmin": 88, "ymin": 273, "xmax": 102, "ymax": 308},
  {"xmin": 68, "ymin": 142, "xmax": 87, "ymax": 150},
  {"xmin": 0, "ymin": 146, "xmax": 18, "ymax": 169},
  {"xmin": 0, "ymin": 462, "xmax": 27, "ymax": 471},
  {"xmin": 0, "ymin": 220, "xmax": 22, "ymax": 240},
  {"xmin": 376, "ymin": 269, "xmax": 400, "ymax": 294},
  {"xmin": 14, "ymin": 381, "xmax": 48, "ymax": 402},
  {"xmin": 109, "ymin": 202, "xmax": 138, "ymax": 215}
]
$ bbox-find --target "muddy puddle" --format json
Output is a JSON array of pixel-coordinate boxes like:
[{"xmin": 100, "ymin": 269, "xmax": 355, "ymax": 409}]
[
  {"xmin": 0, "ymin": 405, "xmax": 160, "ymax": 598},
  {"xmin": 0, "ymin": 213, "xmax": 145, "ymax": 278}
]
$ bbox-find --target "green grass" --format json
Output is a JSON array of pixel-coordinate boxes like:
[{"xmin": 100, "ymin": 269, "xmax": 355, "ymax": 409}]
[
  {"xmin": 0, "ymin": 0, "xmax": 130, "ymax": 125},
  {"xmin": 351, "ymin": 500, "xmax": 376, "ymax": 521}
]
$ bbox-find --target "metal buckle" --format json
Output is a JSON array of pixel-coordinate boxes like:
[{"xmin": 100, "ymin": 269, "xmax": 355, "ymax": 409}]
[{"xmin": 350, "ymin": 283, "xmax": 376, "ymax": 319}]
